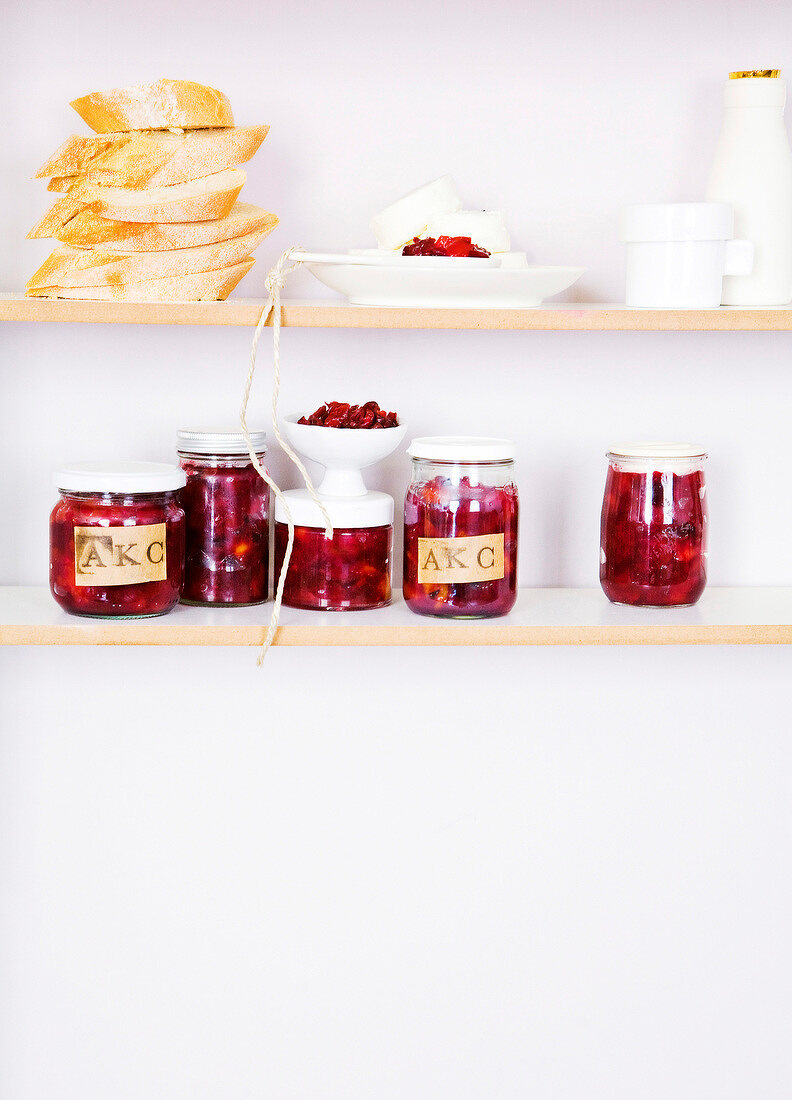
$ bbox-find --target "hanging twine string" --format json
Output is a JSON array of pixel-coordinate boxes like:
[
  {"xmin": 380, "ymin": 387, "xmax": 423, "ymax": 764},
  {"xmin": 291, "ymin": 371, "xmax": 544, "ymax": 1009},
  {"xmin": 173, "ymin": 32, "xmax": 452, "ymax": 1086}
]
[{"xmin": 240, "ymin": 246, "xmax": 334, "ymax": 664}]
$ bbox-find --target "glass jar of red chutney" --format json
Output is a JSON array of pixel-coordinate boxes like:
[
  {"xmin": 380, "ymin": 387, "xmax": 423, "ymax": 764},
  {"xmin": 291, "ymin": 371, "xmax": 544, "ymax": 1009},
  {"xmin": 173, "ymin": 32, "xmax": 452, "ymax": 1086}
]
[
  {"xmin": 177, "ymin": 429, "xmax": 270, "ymax": 606},
  {"xmin": 273, "ymin": 492, "xmax": 393, "ymax": 611},
  {"xmin": 403, "ymin": 437, "xmax": 519, "ymax": 618},
  {"xmin": 50, "ymin": 461, "xmax": 186, "ymax": 618},
  {"xmin": 600, "ymin": 443, "xmax": 708, "ymax": 607}
]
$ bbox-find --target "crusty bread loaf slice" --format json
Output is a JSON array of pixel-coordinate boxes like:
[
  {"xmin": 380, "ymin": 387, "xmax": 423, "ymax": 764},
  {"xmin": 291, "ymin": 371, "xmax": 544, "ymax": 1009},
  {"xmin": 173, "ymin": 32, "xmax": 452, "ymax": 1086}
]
[
  {"xmin": 26, "ymin": 259, "xmax": 255, "ymax": 301},
  {"xmin": 27, "ymin": 189, "xmax": 86, "ymax": 238},
  {"xmin": 30, "ymin": 168, "xmax": 247, "ymax": 237},
  {"xmin": 81, "ymin": 168, "xmax": 245, "ymax": 223},
  {"xmin": 44, "ymin": 126, "xmax": 269, "ymax": 193},
  {"xmin": 48, "ymin": 176, "xmax": 75, "ymax": 192},
  {"xmin": 27, "ymin": 230, "xmax": 269, "ymax": 289},
  {"xmin": 57, "ymin": 202, "xmax": 278, "ymax": 251},
  {"xmin": 35, "ymin": 134, "xmax": 129, "ymax": 178},
  {"xmin": 86, "ymin": 126, "xmax": 269, "ymax": 188},
  {"xmin": 71, "ymin": 79, "xmax": 234, "ymax": 133},
  {"xmin": 43, "ymin": 134, "xmax": 183, "ymax": 191}
]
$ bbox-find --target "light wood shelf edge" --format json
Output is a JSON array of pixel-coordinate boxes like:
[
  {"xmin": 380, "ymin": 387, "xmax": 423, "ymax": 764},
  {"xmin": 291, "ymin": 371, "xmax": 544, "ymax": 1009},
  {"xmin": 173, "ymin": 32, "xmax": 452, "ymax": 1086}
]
[
  {"xmin": 2, "ymin": 624, "xmax": 791, "ymax": 647},
  {"xmin": 2, "ymin": 294, "xmax": 792, "ymax": 330},
  {"xmin": 2, "ymin": 588, "xmax": 791, "ymax": 647}
]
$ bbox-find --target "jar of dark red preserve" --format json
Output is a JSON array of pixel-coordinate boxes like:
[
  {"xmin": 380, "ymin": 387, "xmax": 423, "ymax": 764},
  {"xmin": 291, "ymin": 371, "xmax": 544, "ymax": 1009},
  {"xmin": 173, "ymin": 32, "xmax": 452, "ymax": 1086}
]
[
  {"xmin": 600, "ymin": 443, "xmax": 708, "ymax": 607},
  {"xmin": 177, "ymin": 429, "xmax": 270, "ymax": 606},
  {"xmin": 50, "ymin": 461, "xmax": 186, "ymax": 618},
  {"xmin": 403, "ymin": 437, "xmax": 519, "ymax": 618},
  {"xmin": 274, "ymin": 492, "xmax": 393, "ymax": 611}
]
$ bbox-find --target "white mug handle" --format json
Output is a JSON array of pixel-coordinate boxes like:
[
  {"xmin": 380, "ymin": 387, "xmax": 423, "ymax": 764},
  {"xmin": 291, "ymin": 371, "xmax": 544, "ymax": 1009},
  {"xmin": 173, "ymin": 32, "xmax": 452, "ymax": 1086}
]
[{"xmin": 724, "ymin": 239, "xmax": 754, "ymax": 276}]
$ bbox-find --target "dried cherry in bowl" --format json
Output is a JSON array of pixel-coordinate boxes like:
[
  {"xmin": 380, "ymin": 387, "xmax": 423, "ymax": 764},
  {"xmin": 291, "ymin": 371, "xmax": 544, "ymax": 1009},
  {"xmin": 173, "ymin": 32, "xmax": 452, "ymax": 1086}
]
[{"xmin": 297, "ymin": 401, "xmax": 399, "ymax": 429}]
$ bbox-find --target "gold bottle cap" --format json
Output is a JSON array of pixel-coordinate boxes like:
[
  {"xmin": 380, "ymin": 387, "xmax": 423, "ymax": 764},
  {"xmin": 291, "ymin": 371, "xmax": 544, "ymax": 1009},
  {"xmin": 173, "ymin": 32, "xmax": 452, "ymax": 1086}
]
[{"xmin": 730, "ymin": 69, "xmax": 780, "ymax": 79}]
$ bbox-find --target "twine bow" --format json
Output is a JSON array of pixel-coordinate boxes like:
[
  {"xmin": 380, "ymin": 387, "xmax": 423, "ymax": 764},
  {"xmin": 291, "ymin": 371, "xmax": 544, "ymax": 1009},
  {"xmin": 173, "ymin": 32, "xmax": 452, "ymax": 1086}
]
[{"xmin": 240, "ymin": 247, "xmax": 334, "ymax": 665}]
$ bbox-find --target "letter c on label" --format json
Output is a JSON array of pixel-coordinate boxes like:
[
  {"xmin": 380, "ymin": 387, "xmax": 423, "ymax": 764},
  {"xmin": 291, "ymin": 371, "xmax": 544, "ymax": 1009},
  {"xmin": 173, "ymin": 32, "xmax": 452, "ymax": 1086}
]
[
  {"xmin": 477, "ymin": 545, "xmax": 495, "ymax": 569},
  {"xmin": 146, "ymin": 541, "xmax": 164, "ymax": 565}
]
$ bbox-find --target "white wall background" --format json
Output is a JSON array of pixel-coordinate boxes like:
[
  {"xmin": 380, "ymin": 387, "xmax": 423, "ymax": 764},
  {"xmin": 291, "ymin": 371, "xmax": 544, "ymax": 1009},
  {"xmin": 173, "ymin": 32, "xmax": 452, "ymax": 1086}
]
[{"xmin": 2, "ymin": 1, "xmax": 792, "ymax": 1097}]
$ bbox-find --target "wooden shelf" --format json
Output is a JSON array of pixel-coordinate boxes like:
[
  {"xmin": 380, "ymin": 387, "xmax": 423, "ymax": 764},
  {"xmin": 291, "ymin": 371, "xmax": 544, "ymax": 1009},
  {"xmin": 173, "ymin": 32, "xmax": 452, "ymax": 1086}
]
[
  {"xmin": 2, "ymin": 587, "xmax": 791, "ymax": 647},
  {"xmin": 3, "ymin": 293, "xmax": 792, "ymax": 330}
]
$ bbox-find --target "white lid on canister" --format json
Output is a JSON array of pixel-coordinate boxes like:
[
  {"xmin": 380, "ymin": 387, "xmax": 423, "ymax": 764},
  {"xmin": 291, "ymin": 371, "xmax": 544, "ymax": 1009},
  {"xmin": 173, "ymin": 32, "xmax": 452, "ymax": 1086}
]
[
  {"xmin": 608, "ymin": 442, "xmax": 707, "ymax": 460},
  {"xmin": 176, "ymin": 428, "xmax": 267, "ymax": 454},
  {"xmin": 274, "ymin": 489, "xmax": 394, "ymax": 529},
  {"xmin": 620, "ymin": 203, "xmax": 734, "ymax": 243},
  {"xmin": 407, "ymin": 436, "xmax": 516, "ymax": 462},
  {"xmin": 54, "ymin": 461, "xmax": 186, "ymax": 493}
]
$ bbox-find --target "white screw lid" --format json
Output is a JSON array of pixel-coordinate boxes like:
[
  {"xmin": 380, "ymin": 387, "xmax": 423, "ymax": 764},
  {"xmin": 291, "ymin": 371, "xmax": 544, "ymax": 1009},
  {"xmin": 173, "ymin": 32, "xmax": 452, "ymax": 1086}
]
[
  {"xmin": 408, "ymin": 436, "xmax": 516, "ymax": 462},
  {"xmin": 177, "ymin": 428, "xmax": 267, "ymax": 454},
  {"xmin": 608, "ymin": 442, "xmax": 707, "ymax": 459},
  {"xmin": 54, "ymin": 461, "xmax": 186, "ymax": 493}
]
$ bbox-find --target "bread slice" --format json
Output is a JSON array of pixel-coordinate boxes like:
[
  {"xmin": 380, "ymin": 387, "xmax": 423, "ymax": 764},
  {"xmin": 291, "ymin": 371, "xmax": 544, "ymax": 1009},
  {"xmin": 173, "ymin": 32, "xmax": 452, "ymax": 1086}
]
[
  {"xmin": 86, "ymin": 126, "xmax": 269, "ymax": 188},
  {"xmin": 44, "ymin": 126, "xmax": 269, "ymax": 193},
  {"xmin": 57, "ymin": 202, "xmax": 278, "ymax": 251},
  {"xmin": 79, "ymin": 168, "xmax": 245, "ymax": 223},
  {"xmin": 34, "ymin": 134, "xmax": 129, "ymax": 178},
  {"xmin": 30, "ymin": 168, "xmax": 246, "ymax": 237},
  {"xmin": 27, "ymin": 230, "xmax": 269, "ymax": 289},
  {"xmin": 71, "ymin": 79, "xmax": 234, "ymax": 133},
  {"xmin": 43, "ymin": 135, "xmax": 187, "ymax": 191},
  {"xmin": 26, "ymin": 259, "xmax": 255, "ymax": 301},
  {"xmin": 48, "ymin": 176, "xmax": 75, "ymax": 192},
  {"xmin": 27, "ymin": 190, "xmax": 85, "ymax": 238}
]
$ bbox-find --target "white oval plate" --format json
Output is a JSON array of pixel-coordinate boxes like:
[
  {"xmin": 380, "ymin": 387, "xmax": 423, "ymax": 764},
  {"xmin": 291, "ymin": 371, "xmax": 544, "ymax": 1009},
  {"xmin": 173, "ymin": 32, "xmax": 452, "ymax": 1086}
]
[
  {"xmin": 303, "ymin": 258, "xmax": 585, "ymax": 307},
  {"xmin": 293, "ymin": 249, "xmax": 499, "ymax": 269}
]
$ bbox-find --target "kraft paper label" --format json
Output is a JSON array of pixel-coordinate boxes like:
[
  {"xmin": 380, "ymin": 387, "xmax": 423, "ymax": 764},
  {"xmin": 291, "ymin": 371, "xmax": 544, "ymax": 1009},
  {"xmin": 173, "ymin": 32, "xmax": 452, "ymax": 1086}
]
[
  {"xmin": 417, "ymin": 533, "xmax": 504, "ymax": 584},
  {"xmin": 74, "ymin": 523, "xmax": 167, "ymax": 586}
]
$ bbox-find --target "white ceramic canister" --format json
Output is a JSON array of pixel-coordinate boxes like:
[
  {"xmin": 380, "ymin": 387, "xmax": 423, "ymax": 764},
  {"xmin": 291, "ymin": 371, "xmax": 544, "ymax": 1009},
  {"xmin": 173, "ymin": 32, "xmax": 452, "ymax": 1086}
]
[
  {"xmin": 620, "ymin": 203, "xmax": 753, "ymax": 308},
  {"xmin": 706, "ymin": 71, "xmax": 792, "ymax": 305}
]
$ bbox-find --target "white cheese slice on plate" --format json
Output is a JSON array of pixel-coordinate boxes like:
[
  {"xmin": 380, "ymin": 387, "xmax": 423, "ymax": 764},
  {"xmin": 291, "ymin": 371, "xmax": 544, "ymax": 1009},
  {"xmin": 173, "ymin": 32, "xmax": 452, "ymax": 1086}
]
[{"xmin": 370, "ymin": 176, "xmax": 462, "ymax": 249}]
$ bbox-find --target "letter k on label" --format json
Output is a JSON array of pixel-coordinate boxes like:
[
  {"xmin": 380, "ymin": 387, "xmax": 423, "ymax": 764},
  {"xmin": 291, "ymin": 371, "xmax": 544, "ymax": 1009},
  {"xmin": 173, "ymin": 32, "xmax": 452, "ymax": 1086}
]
[{"xmin": 114, "ymin": 544, "xmax": 140, "ymax": 567}]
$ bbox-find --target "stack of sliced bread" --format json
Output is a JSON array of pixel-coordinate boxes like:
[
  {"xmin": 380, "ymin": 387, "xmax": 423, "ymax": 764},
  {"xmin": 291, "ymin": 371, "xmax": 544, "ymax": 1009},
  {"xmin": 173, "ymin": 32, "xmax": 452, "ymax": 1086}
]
[{"xmin": 26, "ymin": 79, "xmax": 279, "ymax": 301}]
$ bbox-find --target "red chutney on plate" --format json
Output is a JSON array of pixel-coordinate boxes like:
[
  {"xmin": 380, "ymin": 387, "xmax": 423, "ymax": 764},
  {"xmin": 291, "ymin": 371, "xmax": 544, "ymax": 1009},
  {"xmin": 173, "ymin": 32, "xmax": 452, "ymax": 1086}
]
[
  {"xmin": 402, "ymin": 236, "xmax": 491, "ymax": 258},
  {"xmin": 50, "ymin": 461, "xmax": 186, "ymax": 618},
  {"xmin": 600, "ymin": 444, "xmax": 708, "ymax": 607}
]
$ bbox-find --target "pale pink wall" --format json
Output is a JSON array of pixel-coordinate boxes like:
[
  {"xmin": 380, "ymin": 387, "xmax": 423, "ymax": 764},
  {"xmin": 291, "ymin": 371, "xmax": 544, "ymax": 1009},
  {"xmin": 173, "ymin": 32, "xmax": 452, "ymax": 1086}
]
[{"xmin": 2, "ymin": 3, "xmax": 792, "ymax": 1097}]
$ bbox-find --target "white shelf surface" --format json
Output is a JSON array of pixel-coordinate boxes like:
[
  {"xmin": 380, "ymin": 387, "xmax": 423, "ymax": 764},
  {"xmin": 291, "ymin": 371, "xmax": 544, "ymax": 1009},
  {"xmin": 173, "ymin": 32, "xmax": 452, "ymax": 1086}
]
[{"xmin": 2, "ymin": 586, "xmax": 791, "ymax": 647}]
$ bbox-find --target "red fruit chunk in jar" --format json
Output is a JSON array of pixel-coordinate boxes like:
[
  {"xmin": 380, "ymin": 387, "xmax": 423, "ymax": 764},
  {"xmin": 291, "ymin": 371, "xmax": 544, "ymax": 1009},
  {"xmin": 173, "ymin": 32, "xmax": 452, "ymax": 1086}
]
[
  {"xmin": 274, "ymin": 523, "xmax": 392, "ymax": 610},
  {"xmin": 50, "ymin": 492, "xmax": 184, "ymax": 617},
  {"xmin": 179, "ymin": 458, "xmax": 269, "ymax": 605},
  {"xmin": 600, "ymin": 466, "xmax": 707, "ymax": 607},
  {"xmin": 402, "ymin": 236, "xmax": 491, "ymax": 258},
  {"xmin": 297, "ymin": 400, "xmax": 399, "ymax": 429},
  {"xmin": 403, "ymin": 475, "xmax": 518, "ymax": 618}
]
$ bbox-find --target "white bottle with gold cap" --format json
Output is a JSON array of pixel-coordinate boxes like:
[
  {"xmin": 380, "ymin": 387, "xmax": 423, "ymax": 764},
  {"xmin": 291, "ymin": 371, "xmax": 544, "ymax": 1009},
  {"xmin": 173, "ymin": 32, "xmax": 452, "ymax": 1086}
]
[{"xmin": 706, "ymin": 70, "xmax": 792, "ymax": 305}]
